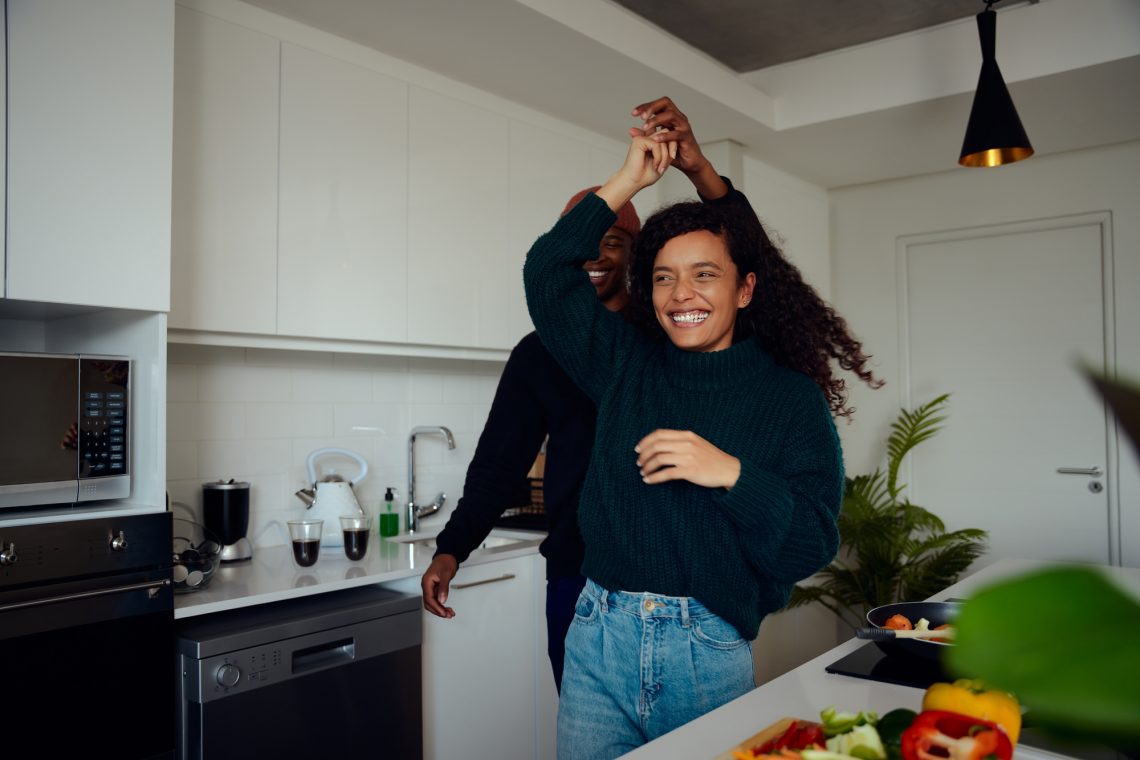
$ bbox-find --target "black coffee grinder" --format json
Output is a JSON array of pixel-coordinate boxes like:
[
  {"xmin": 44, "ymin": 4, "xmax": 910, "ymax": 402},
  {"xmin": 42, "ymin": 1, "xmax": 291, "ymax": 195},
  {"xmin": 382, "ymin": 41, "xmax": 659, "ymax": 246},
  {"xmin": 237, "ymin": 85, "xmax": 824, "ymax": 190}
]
[{"xmin": 202, "ymin": 480, "xmax": 253, "ymax": 562}]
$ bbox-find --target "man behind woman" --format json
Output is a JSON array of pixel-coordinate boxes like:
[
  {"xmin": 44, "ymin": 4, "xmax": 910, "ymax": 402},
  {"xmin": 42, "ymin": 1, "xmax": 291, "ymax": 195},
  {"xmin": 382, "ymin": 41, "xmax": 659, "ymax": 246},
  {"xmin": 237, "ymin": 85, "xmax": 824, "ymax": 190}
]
[{"xmin": 524, "ymin": 96, "xmax": 882, "ymax": 758}]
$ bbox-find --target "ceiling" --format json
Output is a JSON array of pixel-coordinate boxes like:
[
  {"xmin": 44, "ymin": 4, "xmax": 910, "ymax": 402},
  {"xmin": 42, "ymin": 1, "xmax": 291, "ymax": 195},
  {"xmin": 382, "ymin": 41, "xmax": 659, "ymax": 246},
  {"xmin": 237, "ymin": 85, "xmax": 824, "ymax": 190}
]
[
  {"xmin": 610, "ymin": 0, "xmax": 986, "ymax": 72},
  {"xmin": 237, "ymin": 0, "xmax": 1140, "ymax": 189}
]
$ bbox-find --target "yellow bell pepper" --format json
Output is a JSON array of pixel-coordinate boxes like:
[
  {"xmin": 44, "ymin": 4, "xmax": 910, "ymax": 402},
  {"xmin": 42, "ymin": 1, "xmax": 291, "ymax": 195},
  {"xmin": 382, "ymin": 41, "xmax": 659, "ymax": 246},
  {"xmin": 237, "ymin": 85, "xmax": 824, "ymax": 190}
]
[{"xmin": 922, "ymin": 680, "xmax": 1021, "ymax": 744}]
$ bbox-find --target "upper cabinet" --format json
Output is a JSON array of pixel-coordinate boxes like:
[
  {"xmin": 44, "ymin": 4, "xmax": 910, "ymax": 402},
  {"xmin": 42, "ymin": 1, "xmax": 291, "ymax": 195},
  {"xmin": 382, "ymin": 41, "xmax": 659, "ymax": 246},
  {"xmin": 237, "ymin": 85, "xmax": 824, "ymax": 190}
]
[
  {"xmin": 168, "ymin": 2, "xmax": 627, "ymax": 355},
  {"xmin": 407, "ymin": 87, "xmax": 510, "ymax": 349},
  {"xmin": 4, "ymin": 0, "xmax": 174, "ymax": 311},
  {"xmin": 277, "ymin": 44, "xmax": 409, "ymax": 343},
  {"xmin": 170, "ymin": 7, "xmax": 280, "ymax": 334}
]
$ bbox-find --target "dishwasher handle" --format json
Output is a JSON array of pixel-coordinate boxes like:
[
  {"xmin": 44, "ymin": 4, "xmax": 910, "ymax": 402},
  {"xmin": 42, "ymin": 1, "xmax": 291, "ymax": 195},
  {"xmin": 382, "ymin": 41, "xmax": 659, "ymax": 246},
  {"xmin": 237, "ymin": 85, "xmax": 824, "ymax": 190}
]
[{"xmin": 293, "ymin": 637, "xmax": 355, "ymax": 676}]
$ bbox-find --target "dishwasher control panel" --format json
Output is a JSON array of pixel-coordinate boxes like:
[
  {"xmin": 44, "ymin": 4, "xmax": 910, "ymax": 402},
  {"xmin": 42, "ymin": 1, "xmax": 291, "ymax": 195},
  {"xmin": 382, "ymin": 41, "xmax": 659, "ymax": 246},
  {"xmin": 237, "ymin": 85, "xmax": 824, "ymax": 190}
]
[{"xmin": 199, "ymin": 646, "xmax": 286, "ymax": 697}]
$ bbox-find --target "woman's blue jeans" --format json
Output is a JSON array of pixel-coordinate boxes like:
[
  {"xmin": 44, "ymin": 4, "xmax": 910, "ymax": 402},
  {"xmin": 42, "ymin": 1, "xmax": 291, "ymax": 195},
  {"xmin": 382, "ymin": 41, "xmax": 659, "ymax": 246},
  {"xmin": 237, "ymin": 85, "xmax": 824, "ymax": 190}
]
[{"xmin": 557, "ymin": 578, "xmax": 755, "ymax": 759}]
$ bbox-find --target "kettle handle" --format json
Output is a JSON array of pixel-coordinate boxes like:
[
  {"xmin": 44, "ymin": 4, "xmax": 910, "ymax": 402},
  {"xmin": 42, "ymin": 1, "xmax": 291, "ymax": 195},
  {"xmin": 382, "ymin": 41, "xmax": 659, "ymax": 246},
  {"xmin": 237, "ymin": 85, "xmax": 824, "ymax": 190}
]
[{"xmin": 305, "ymin": 448, "xmax": 369, "ymax": 486}]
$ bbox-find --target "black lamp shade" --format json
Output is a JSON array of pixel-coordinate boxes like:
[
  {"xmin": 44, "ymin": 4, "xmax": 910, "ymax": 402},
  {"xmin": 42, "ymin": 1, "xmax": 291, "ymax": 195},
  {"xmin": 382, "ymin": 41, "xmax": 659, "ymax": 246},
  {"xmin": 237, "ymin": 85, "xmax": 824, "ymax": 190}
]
[{"xmin": 959, "ymin": 8, "xmax": 1034, "ymax": 167}]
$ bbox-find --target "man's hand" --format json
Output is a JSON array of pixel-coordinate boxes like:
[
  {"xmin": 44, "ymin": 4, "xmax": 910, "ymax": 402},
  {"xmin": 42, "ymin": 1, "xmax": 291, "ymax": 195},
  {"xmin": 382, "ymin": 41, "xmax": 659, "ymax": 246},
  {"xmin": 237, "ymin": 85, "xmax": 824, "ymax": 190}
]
[
  {"xmin": 421, "ymin": 553, "xmax": 459, "ymax": 618},
  {"xmin": 629, "ymin": 96, "xmax": 728, "ymax": 199},
  {"xmin": 635, "ymin": 429, "xmax": 741, "ymax": 489}
]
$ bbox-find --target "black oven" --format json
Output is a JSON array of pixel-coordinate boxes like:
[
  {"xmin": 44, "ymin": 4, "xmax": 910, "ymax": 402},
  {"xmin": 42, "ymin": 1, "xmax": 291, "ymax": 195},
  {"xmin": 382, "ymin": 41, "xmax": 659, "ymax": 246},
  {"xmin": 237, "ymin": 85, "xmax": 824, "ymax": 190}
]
[{"xmin": 0, "ymin": 512, "xmax": 174, "ymax": 758}]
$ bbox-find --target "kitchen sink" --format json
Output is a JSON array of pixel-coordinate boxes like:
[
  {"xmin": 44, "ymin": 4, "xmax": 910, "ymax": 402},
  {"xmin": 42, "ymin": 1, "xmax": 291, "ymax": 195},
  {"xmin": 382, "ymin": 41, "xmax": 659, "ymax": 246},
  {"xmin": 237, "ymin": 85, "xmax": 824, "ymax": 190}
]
[{"xmin": 385, "ymin": 529, "xmax": 538, "ymax": 552}]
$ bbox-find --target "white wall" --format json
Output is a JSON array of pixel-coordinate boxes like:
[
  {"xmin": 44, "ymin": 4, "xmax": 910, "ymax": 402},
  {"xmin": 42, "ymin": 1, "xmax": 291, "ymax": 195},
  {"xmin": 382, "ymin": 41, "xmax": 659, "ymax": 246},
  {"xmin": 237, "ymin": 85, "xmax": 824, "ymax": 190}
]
[
  {"xmin": 744, "ymin": 155, "xmax": 832, "ymax": 299},
  {"xmin": 166, "ymin": 344, "xmax": 505, "ymax": 547},
  {"xmin": 830, "ymin": 140, "xmax": 1140, "ymax": 566}
]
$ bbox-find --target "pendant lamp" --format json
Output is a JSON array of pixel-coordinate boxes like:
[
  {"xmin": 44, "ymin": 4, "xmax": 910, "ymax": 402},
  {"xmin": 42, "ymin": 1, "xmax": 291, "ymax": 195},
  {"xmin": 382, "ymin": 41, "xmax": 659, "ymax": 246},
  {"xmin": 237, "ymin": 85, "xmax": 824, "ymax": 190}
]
[{"xmin": 959, "ymin": 0, "xmax": 1034, "ymax": 167}]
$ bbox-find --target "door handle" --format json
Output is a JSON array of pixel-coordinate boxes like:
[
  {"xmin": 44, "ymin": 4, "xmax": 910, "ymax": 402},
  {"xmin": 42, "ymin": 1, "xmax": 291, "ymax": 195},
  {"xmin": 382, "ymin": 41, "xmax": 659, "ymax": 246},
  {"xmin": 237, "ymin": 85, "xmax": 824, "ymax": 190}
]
[{"xmin": 1056, "ymin": 466, "xmax": 1102, "ymax": 477}]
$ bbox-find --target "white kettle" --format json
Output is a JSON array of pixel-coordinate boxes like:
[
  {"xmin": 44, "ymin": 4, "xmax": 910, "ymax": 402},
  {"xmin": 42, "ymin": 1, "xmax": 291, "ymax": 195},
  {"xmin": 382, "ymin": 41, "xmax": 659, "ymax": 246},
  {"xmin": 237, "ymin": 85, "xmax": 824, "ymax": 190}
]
[{"xmin": 294, "ymin": 448, "xmax": 368, "ymax": 547}]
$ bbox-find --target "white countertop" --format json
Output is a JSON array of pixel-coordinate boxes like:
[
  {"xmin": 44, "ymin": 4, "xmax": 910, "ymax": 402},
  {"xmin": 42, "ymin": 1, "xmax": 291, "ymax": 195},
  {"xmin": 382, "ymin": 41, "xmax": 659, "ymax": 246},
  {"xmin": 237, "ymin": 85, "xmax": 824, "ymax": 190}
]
[
  {"xmin": 621, "ymin": 558, "xmax": 1140, "ymax": 760},
  {"xmin": 174, "ymin": 528, "xmax": 545, "ymax": 619}
]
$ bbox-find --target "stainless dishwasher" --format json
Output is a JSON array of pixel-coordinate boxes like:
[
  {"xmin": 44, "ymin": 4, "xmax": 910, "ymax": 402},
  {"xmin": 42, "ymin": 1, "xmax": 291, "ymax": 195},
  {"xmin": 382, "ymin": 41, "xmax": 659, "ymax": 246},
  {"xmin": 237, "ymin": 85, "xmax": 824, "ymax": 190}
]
[{"xmin": 175, "ymin": 586, "xmax": 422, "ymax": 760}]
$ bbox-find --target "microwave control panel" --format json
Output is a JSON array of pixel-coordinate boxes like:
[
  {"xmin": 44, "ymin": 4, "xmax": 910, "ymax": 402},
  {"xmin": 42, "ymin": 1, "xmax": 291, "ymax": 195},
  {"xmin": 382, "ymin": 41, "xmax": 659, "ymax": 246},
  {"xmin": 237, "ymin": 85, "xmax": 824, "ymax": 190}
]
[{"xmin": 78, "ymin": 357, "xmax": 130, "ymax": 479}]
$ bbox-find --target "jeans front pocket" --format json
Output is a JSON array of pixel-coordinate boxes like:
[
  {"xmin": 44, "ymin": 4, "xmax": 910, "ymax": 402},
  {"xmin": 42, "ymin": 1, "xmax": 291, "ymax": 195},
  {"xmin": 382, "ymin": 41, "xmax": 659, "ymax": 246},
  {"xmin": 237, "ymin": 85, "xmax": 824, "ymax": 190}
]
[
  {"xmin": 690, "ymin": 613, "xmax": 748, "ymax": 651},
  {"xmin": 572, "ymin": 589, "xmax": 600, "ymax": 625}
]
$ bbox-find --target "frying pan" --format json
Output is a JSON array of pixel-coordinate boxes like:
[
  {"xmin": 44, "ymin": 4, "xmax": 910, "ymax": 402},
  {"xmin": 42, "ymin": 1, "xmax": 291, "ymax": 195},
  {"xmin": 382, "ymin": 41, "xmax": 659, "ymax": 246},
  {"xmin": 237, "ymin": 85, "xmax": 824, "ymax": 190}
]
[{"xmin": 865, "ymin": 601, "xmax": 960, "ymax": 661}]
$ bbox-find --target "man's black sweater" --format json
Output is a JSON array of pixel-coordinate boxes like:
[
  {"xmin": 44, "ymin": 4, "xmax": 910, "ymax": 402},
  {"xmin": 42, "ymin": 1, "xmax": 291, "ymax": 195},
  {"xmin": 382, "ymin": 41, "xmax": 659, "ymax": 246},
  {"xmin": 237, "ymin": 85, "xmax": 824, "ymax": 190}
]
[{"xmin": 432, "ymin": 331, "xmax": 593, "ymax": 580}]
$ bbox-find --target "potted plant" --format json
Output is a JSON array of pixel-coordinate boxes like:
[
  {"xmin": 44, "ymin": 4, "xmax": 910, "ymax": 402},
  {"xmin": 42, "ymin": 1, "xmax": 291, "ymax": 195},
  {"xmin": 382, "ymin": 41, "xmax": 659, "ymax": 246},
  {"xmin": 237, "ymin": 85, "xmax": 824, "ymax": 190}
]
[{"xmin": 785, "ymin": 393, "xmax": 988, "ymax": 629}]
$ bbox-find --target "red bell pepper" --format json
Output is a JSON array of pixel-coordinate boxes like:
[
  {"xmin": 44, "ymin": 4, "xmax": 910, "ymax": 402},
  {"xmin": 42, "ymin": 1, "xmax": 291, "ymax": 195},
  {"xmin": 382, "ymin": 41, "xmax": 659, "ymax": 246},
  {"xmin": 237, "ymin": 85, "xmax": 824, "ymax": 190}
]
[
  {"xmin": 900, "ymin": 710, "xmax": 1013, "ymax": 760},
  {"xmin": 751, "ymin": 721, "xmax": 827, "ymax": 756}
]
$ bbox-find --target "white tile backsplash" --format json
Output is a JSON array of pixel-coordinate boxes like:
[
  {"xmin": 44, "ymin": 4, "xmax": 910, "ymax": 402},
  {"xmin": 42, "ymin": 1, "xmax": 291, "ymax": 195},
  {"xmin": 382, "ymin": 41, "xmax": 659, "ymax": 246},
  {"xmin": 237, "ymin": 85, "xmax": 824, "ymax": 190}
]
[
  {"xmin": 246, "ymin": 403, "xmax": 334, "ymax": 439},
  {"xmin": 293, "ymin": 367, "xmax": 373, "ymax": 402},
  {"xmin": 408, "ymin": 373, "xmax": 444, "ymax": 404},
  {"xmin": 198, "ymin": 364, "xmax": 293, "ymax": 403},
  {"xmin": 168, "ymin": 347, "xmax": 504, "ymax": 548},
  {"xmin": 166, "ymin": 363, "xmax": 198, "ymax": 402},
  {"xmin": 166, "ymin": 441, "xmax": 198, "ymax": 481},
  {"xmin": 333, "ymin": 403, "xmax": 403, "ymax": 438}
]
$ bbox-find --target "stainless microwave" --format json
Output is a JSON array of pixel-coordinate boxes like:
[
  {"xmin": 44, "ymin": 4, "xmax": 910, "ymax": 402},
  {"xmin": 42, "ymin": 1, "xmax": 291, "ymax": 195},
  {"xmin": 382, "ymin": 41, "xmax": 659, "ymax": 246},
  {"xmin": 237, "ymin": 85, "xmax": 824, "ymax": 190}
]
[{"xmin": 0, "ymin": 352, "xmax": 130, "ymax": 510}]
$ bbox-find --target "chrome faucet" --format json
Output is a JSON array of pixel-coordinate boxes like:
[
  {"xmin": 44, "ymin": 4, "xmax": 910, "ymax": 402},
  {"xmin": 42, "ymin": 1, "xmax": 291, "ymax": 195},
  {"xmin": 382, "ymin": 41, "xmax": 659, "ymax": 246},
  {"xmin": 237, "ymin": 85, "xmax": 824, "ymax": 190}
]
[{"xmin": 406, "ymin": 425, "xmax": 456, "ymax": 533}]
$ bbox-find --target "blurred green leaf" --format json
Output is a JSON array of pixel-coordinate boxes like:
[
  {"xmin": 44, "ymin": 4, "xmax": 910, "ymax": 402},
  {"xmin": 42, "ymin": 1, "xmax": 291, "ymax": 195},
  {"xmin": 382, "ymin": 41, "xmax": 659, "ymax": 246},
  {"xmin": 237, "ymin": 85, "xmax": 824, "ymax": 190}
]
[{"xmin": 945, "ymin": 567, "xmax": 1140, "ymax": 745}]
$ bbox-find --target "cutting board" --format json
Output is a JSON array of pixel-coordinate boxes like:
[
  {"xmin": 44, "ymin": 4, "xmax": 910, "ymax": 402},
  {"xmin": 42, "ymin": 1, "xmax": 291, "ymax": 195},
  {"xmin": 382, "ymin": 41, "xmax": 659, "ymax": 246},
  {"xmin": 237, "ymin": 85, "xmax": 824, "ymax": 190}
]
[{"xmin": 713, "ymin": 716, "xmax": 805, "ymax": 760}]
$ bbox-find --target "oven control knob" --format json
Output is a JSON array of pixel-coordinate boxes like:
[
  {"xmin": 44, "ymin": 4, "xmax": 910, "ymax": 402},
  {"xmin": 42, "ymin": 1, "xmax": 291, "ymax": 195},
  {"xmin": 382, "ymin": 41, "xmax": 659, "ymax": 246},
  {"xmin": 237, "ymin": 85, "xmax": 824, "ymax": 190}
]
[
  {"xmin": 0, "ymin": 542, "xmax": 16, "ymax": 566},
  {"xmin": 110, "ymin": 531, "xmax": 127, "ymax": 552},
  {"xmin": 216, "ymin": 664, "xmax": 241, "ymax": 688}
]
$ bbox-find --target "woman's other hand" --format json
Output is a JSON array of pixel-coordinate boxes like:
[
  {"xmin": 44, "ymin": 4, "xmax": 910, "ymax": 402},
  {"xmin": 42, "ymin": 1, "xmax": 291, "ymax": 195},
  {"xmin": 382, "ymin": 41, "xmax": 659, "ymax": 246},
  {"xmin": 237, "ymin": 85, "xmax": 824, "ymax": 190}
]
[
  {"xmin": 597, "ymin": 134, "xmax": 670, "ymax": 214},
  {"xmin": 635, "ymin": 429, "xmax": 741, "ymax": 489},
  {"xmin": 421, "ymin": 553, "xmax": 459, "ymax": 618}
]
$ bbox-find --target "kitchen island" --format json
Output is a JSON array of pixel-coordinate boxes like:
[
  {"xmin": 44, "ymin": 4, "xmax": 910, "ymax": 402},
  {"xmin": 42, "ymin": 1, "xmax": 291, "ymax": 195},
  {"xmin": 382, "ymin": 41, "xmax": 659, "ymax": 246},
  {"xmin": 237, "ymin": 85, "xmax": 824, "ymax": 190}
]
[{"xmin": 623, "ymin": 558, "xmax": 1140, "ymax": 760}]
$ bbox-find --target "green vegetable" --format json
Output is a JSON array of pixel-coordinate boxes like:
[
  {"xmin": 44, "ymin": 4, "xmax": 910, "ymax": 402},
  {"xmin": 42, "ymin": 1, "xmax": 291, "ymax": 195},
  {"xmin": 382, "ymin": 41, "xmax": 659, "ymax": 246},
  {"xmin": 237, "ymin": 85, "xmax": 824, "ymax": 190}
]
[
  {"xmin": 827, "ymin": 723, "xmax": 886, "ymax": 760},
  {"xmin": 820, "ymin": 706, "xmax": 879, "ymax": 738},
  {"xmin": 874, "ymin": 708, "xmax": 917, "ymax": 760},
  {"xmin": 801, "ymin": 750, "xmax": 863, "ymax": 760}
]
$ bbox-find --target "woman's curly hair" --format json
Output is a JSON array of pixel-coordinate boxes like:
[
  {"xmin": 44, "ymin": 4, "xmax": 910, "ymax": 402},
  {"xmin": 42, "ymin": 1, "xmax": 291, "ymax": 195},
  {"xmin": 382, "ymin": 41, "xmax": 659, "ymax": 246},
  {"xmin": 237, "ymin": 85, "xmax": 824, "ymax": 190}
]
[{"xmin": 628, "ymin": 200, "xmax": 883, "ymax": 418}]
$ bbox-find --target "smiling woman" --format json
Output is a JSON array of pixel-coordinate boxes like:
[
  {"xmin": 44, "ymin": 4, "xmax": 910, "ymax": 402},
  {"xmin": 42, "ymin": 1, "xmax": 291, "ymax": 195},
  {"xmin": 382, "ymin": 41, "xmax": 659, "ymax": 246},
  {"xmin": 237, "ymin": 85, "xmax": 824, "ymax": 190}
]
[{"xmin": 522, "ymin": 96, "xmax": 884, "ymax": 758}]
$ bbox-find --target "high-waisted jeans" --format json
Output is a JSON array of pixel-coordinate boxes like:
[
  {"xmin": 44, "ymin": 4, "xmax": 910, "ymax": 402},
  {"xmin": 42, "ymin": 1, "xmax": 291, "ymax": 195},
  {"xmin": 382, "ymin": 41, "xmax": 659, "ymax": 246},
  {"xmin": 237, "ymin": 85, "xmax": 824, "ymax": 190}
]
[{"xmin": 557, "ymin": 578, "xmax": 755, "ymax": 759}]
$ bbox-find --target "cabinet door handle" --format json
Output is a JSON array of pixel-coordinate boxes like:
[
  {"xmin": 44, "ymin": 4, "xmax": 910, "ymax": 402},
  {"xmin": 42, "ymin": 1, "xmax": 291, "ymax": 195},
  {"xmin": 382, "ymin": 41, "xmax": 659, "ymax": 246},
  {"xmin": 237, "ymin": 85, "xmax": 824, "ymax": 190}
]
[
  {"xmin": 452, "ymin": 573, "xmax": 516, "ymax": 590},
  {"xmin": 1056, "ymin": 466, "xmax": 1103, "ymax": 477}
]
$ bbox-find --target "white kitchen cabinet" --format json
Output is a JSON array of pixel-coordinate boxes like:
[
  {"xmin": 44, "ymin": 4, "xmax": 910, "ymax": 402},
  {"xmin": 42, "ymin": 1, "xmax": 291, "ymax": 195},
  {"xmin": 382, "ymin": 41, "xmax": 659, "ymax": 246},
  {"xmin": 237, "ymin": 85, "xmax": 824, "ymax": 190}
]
[
  {"xmin": 407, "ymin": 87, "xmax": 511, "ymax": 349},
  {"xmin": 277, "ymin": 43, "xmax": 409, "ymax": 343},
  {"xmin": 4, "ymin": 0, "xmax": 173, "ymax": 311},
  {"xmin": 384, "ymin": 552, "xmax": 550, "ymax": 760},
  {"xmin": 170, "ymin": 7, "xmax": 280, "ymax": 334},
  {"xmin": 506, "ymin": 121, "xmax": 601, "ymax": 348}
]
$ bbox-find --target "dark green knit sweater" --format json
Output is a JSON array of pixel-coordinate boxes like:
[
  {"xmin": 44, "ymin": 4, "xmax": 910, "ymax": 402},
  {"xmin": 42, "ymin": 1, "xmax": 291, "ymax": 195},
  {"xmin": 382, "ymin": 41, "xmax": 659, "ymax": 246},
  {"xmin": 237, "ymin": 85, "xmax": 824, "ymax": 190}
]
[{"xmin": 523, "ymin": 192, "xmax": 843, "ymax": 639}]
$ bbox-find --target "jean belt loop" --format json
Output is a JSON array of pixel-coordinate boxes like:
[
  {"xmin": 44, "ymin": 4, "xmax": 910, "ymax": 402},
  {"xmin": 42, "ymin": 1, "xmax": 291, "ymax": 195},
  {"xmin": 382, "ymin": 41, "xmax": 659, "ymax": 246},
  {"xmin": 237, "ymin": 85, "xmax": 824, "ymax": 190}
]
[
  {"xmin": 599, "ymin": 587, "xmax": 609, "ymax": 613},
  {"xmin": 680, "ymin": 597, "xmax": 690, "ymax": 627}
]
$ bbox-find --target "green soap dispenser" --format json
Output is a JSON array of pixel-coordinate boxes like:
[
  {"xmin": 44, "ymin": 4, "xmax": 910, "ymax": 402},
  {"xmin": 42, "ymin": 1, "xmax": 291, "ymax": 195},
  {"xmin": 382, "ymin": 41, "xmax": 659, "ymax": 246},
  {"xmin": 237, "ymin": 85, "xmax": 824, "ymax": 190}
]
[{"xmin": 379, "ymin": 487, "xmax": 400, "ymax": 537}]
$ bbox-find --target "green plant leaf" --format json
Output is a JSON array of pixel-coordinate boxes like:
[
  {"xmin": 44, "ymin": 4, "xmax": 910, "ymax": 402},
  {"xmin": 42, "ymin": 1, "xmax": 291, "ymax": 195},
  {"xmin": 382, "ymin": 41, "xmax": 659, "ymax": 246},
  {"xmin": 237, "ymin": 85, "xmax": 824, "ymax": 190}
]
[
  {"xmin": 780, "ymin": 392, "xmax": 988, "ymax": 630},
  {"xmin": 946, "ymin": 567, "xmax": 1140, "ymax": 744},
  {"xmin": 886, "ymin": 394, "xmax": 949, "ymax": 498}
]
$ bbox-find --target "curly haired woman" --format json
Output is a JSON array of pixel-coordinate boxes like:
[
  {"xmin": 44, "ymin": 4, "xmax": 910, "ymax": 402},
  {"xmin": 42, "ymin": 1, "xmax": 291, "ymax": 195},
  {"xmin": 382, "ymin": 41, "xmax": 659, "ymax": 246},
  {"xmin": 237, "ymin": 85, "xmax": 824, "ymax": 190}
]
[{"xmin": 523, "ymin": 97, "xmax": 882, "ymax": 758}]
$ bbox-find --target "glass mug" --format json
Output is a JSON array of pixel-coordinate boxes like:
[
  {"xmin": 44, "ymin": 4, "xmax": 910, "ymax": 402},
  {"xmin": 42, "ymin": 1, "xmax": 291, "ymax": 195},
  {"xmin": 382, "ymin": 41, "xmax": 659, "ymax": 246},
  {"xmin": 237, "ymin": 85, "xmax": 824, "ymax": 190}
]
[
  {"xmin": 287, "ymin": 519, "xmax": 323, "ymax": 568},
  {"xmin": 339, "ymin": 515, "xmax": 372, "ymax": 561}
]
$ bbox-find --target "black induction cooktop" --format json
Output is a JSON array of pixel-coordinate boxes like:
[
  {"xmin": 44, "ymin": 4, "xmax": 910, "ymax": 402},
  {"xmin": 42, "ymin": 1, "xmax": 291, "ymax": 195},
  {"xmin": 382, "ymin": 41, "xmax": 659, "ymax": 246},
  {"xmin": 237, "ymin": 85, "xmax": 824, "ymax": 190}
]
[{"xmin": 825, "ymin": 642, "xmax": 950, "ymax": 691}]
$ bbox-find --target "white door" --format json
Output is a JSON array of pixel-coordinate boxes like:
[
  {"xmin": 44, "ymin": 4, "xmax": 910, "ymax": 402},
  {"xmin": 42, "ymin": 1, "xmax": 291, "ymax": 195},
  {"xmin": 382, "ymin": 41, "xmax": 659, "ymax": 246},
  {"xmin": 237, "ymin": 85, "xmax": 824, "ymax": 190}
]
[{"xmin": 901, "ymin": 213, "xmax": 1115, "ymax": 565}]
